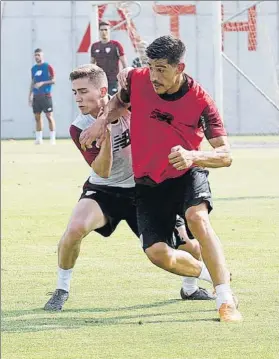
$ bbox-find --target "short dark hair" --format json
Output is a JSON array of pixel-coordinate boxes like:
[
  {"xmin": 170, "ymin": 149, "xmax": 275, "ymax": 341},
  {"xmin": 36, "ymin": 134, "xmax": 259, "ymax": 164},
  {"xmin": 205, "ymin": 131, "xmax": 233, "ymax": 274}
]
[
  {"xmin": 34, "ymin": 48, "xmax": 43, "ymax": 53},
  {"xmin": 99, "ymin": 21, "xmax": 110, "ymax": 29},
  {"xmin": 69, "ymin": 64, "xmax": 108, "ymax": 88},
  {"xmin": 146, "ymin": 36, "xmax": 186, "ymax": 65}
]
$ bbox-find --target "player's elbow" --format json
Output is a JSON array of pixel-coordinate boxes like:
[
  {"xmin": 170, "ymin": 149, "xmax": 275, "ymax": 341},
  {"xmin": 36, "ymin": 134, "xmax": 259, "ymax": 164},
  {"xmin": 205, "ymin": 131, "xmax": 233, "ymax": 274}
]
[
  {"xmin": 92, "ymin": 164, "xmax": 112, "ymax": 178},
  {"xmin": 98, "ymin": 171, "xmax": 111, "ymax": 179}
]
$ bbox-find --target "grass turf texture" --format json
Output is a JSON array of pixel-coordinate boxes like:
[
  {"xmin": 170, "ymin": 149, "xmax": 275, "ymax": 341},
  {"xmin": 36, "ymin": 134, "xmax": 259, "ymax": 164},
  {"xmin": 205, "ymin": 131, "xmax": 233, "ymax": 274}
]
[{"xmin": 2, "ymin": 138, "xmax": 279, "ymax": 359}]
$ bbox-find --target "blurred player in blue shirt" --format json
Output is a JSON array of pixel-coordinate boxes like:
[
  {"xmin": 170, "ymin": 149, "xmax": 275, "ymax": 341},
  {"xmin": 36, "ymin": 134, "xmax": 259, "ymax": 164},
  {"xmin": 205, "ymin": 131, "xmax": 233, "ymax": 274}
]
[{"xmin": 28, "ymin": 48, "xmax": 56, "ymax": 144}]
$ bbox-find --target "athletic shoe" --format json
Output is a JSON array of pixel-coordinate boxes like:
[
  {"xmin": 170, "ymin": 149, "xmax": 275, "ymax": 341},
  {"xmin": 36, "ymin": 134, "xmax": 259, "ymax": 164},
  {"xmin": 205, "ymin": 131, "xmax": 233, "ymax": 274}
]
[
  {"xmin": 44, "ymin": 289, "xmax": 69, "ymax": 311},
  {"xmin": 180, "ymin": 287, "xmax": 216, "ymax": 300},
  {"xmin": 34, "ymin": 139, "xmax": 43, "ymax": 145},
  {"xmin": 219, "ymin": 303, "xmax": 243, "ymax": 322}
]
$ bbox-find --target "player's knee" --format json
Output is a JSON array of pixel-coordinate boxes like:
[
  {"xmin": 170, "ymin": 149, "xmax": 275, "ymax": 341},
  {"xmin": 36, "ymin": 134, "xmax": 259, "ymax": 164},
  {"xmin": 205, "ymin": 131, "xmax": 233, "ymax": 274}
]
[
  {"xmin": 66, "ymin": 220, "xmax": 88, "ymax": 242},
  {"xmin": 46, "ymin": 113, "xmax": 53, "ymax": 121},
  {"xmin": 186, "ymin": 208, "xmax": 209, "ymax": 230},
  {"xmin": 145, "ymin": 242, "xmax": 175, "ymax": 269}
]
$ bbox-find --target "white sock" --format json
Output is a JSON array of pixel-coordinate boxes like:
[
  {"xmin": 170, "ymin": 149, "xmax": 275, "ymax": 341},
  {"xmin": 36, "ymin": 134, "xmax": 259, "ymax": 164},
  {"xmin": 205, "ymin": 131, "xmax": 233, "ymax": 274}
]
[
  {"xmin": 198, "ymin": 262, "xmax": 212, "ymax": 283},
  {"xmin": 182, "ymin": 277, "xmax": 199, "ymax": 296},
  {"xmin": 36, "ymin": 131, "xmax": 43, "ymax": 141},
  {"xmin": 215, "ymin": 283, "xmax": 234, "ymax": 310},
  {"xmin": 50, "ymin": 131, "xmax": 56, "ymax": 140},
  {"xmin": 57, "ymin": 267, "xmax": 73, "ymax": 292}
]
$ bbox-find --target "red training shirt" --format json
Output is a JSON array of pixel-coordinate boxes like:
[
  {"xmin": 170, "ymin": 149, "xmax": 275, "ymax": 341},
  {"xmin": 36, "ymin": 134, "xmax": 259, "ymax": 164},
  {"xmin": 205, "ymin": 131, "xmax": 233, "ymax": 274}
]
[{"xmin": 119, "ymin": 68, "xmax": 227, "ymax": 184}]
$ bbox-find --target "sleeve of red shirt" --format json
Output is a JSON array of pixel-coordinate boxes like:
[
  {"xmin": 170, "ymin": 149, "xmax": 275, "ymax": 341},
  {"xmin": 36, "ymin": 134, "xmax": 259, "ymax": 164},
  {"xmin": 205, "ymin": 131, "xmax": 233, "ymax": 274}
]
[
  {"xmin": 115, "ymin": 41, "xmax": 125, "ymax": 57},
  {"xmin": 69, "ymin": 124, "xmax": 100, "ymax": 166},
  {"xmin": 48, "ymin": 64, "xmax": 55, "ymax": 78},
  {"xmin": 199, "ymin": 101, "xmax": 227, "ymax": 140}
]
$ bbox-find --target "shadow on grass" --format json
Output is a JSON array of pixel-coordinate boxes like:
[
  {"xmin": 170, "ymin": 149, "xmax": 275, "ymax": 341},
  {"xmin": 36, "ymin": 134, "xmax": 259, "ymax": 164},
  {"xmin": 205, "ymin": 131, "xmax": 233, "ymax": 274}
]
[{"xmin": 2, "ymin": 299, "xmax": 217, "ymax": 333}]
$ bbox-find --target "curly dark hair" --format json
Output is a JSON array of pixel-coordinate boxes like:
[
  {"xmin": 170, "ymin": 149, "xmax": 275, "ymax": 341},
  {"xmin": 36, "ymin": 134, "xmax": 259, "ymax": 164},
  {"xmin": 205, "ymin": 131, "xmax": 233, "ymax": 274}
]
[{"xmin": 146, "ymin": 35, "xmax": 186, "ymax": 65}]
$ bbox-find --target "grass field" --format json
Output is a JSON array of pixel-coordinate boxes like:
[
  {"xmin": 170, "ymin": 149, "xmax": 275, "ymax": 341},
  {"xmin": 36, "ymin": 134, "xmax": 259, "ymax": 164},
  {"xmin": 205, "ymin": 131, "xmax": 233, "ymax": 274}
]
[{"xmin": 2, "ymin": 138, "xmax": 279, "ymax": 359}]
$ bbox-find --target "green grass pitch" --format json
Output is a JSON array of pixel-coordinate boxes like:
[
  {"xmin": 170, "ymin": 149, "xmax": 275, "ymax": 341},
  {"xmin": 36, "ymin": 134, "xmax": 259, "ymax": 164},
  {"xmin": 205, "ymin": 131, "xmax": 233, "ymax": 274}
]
[{"xmin": 2, "ymin": 138, "xmax": 279, "ymax": 359}]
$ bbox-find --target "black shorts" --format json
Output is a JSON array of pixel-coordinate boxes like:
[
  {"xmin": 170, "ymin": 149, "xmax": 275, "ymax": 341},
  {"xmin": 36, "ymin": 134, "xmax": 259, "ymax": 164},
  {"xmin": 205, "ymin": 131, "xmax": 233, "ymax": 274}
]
[
  {"xmin": 32, "ymin": 95, "xmax": 53, "ymax": 114},
  {"xmin": 108, "ymin": 81, "xmax": 118, "ymax": 96},
  {"xmin": 136, "ymin": 167, "xmax": 213, "ymax": 251},
  {"xmin": 79, "ymin": 179, "xmax": 139, "ymax": 238}
]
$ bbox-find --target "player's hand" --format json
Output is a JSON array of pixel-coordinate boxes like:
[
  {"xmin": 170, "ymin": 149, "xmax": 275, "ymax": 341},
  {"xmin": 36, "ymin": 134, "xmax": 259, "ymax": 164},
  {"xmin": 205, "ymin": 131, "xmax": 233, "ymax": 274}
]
[
  {"xmin": 79, "ymin": 107, "xmax": 107, "ymax": 151},
  {"xmin": 117, "ymin": 67, "xmax": 134, "ymax": 90},
  {"xmin": 168, "ymin": 146, "xmax": 194, "ymax": 170},
  {"xmin": 33, "ymin": 82, "xmax": 44, "ymax": 89},
  {"xmin": 96, "ymin": 124, "xmax": 111, "ymax": 148}
]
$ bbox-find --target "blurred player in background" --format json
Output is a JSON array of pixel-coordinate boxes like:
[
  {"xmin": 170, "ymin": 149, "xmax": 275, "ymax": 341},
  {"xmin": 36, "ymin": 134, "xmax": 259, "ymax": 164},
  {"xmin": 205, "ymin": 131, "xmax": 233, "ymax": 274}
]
[
  {"xmin": 28, "ymin": 48, "xmax": 56, "ymax": 145},
  {"xmin": 44, "ymin": 64, "xmax": 214, "ymax": 312},
  {"xmin": 90, "ymin": 21, "xmax": 127, "ymax": 96},
  {"xmin": 132, "ymin": 40, "xmax": 148, "ymax": 68}
]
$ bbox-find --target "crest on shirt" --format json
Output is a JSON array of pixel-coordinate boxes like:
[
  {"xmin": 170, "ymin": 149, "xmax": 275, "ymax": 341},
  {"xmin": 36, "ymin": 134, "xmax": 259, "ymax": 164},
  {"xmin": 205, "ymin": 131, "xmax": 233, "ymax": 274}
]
[
  {"xmin": 95, "ymin": 49, "xmax": 100, "ymax": 53},
  {"xmin": 105, "ymin": 47, "xmax": 111, "ymax": 54},
  {"xmin": 35, "ymin": 70, "xmax": 43, "ymax": 76}
]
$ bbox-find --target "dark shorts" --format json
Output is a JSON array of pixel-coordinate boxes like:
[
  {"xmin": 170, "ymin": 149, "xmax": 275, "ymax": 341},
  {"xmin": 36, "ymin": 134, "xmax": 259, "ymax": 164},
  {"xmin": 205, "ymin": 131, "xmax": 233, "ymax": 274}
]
[
  {"xmin": 108, "ymin": 81, "xmax": 118, "ymax": 96},
  {"xmin": 136, "ymin": 167, "xmax": 213, "ymax": 251},
  {"xmin": 79, "ymin": 179, "xmax": 139, "ymax": 238},
  {"xmin": 32, "ymin": 95, "xmax": 53, "ymax": 114}
]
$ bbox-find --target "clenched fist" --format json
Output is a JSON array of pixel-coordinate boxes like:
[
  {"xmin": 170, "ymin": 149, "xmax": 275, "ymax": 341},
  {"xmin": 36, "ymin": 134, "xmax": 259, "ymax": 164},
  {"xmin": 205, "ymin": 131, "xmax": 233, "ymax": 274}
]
[{"xmin": 168, "ymin": 145, "xmax": 194, "ymax": 170}]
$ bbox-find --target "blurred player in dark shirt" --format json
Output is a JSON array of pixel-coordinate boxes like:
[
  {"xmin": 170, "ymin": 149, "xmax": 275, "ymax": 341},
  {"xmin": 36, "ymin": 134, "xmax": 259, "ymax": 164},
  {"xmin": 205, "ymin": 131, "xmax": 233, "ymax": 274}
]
[{"xmin": 91, "ymin": 21, "xmax": 127, "ymax": 95}]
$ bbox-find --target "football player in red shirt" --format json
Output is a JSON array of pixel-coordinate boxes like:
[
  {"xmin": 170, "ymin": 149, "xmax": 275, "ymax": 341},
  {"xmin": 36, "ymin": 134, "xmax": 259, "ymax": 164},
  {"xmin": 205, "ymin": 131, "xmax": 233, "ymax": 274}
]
[
  {"xmin": 80, "ymin": 36, "xmax": 242, "ymax": 323},
  {"xmin": 44, "ymin": 64, "xmax": 214, "ymax": 311}
]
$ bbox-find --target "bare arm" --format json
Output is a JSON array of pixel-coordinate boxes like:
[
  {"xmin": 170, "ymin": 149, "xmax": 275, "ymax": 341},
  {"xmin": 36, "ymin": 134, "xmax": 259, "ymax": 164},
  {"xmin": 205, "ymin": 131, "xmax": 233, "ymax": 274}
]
[
  {"xmin": 91, "ymin": 129, "xmax": 113, "ymax": 178},
  {"xmin": 29, "ymin": 79, "xmax": 34, "ymax": 97},
  {"xmin": 168, "ymin": 137, "xmax": 232, "ymax": 171},
  {"xmin": 70, "ymin": 124, "xmax": 113, "ymax": 178},
  {"xmin": 28, "ymin": 79, "xmax": 34, "ymax": 105},
  {"xmin": 169, "ymin": 102, "xmax": 231, "ymax": 170},
  {"xmin": 102, "ymin": 92, "xmax": 130, "ymax": 124},
  {"xmin": 42, "ymin": 78, "xmax": 55, "ymax": 85},
  {"xmin": 41, "ymin": 78, "xmax": 55, "ymax": 86},
  {"xmin": 119, "ymin": 55, "xmax": 128, "ymax": 69},
  {"xmin": 192, "ymin": 136, "xmax": 232, "ymax": 168},
  {"xmin": 45, "ymin": 64, "xmax": 55, "ymax": 85}
]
